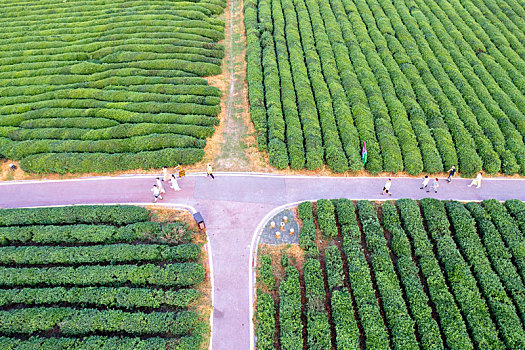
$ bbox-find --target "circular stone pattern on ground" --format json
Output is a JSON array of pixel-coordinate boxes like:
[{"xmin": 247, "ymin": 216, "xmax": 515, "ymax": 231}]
[{"xmin": 259, "ymin": 209, "xmax": 300, "ymax": 244}]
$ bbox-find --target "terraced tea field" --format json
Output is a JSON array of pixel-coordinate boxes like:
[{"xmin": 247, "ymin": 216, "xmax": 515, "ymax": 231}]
[
  {"xmin": 0, "ymin": 205, "xmax": 209, "ymax": 349},
  {"xmin": 255, "ymin": 199, "xmax": 525, "ymax": 349},
  {"xmin": 0, "ymin": 0, "xmax": 225, "ymax": 174},
  {"xmin": 246, "ymin": 0, "xmax": 525, "ymax": 175}
]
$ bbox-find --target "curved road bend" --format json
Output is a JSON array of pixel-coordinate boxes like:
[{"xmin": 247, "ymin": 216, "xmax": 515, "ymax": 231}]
[{"xmin": 1, "ymin": 173, "xmax": 524, "ymax": 349}]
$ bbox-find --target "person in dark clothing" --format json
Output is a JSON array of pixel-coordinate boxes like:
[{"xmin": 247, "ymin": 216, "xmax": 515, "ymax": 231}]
[{"xmin": 447, "ymin": 165, "xmax": 457, "ymax": 183}]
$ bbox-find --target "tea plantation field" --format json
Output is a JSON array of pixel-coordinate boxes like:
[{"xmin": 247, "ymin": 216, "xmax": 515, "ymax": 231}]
[
  {"xmin": 246, "ymin": 0, "xmax": 525, "ymax": 175},
  {"xmin": 255, "ymin": 199, "xmax": 525, "ymax": 349},
  {"xmin": 0, "ymin": 205, "xmax": 209, "ymax": 349},
  {"xmin": 0, "ymin": 0, "xmax": 225, "ymax": 174}
]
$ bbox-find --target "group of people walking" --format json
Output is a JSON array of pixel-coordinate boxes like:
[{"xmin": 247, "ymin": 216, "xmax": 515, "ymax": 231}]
[
  {"xmin": 150, "ymin": 163, "xmax": 486, "ymax": 201},
  {"xmin": 381, "ymin": 166, "xmax": 484, "ymax": 197},
  {"xmin": 151, "ymin": 165, "xmax": 183, "ymax": 203},
  {"xmin": 419, "ymin": 166, "xmax": 458, "ymax": 194},
  {"xmin": 151, "ymin": 164, "xmax": 215, "ymax": 202}
]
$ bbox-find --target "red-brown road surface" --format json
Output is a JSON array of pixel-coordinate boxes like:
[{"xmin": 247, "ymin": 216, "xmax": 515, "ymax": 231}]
[{"xmin": 0, "ymin": 172, "xmax": 523, "ymax": 349}]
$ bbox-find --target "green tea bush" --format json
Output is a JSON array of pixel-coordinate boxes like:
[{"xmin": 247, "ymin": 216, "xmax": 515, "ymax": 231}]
[
  {"xmin": 0, "ymin": 0, "xmax": 225, "ymax": 174},
  {"xmin": 0, "ymin": 203, "xmax": 209, "ymax": 347},
  {"xmin": 0, "ymin": 336, "xmax": 182, "ymax": 350},
  {"xmin": 19, "ymin": 147, "xmax": 204, "ymax": 174},
  {"xmin": 357, "ymin": 201, "xmax": 418, "ymax": 350},
  {"xmin": 303, "ymin": 259, "xmax": 331, "ymax": 349},
  {"xmin": 0, "ymin": 205, "xmax": 148, "ymax": 226},
  {"xmin": 0, "ymin": 307, "xmax": 199, "ymax": 336},
  {"xmin": 0, "ymin": 243, "xmax": 200, "ymax": 265},
  {"xmin": 244, "ymin": 0, "xmax": 524, "ymax": 175},
  {"xmin": 279, "ymin": 266, "xmax": 303, "ymax": 350},
  {"xmin": 0, "ymin": 287, "xmax": 199, "ymax": 309},
  {"xmin": 0, "ymin": 222, "xmax": 165, "ymax": 245},
  {"xmin": 446, "ymin": 201, "xmax": 525, "ymax": 349},
  {"xmin": 256, "ymin": 291, "xmax": 277, "ymax": 350},
  {"xmin": 259, "ymin": 255, "xmax": 276, "ymax": 291},
  {"xmin": 316, "ymin": 199, "xmax": 337, "ymax": 238},
  {"xmin": 2, "ymin": 134, "xmax": 205, "ymax": 159},
  {"xmin": 421, "ymin": 198, "xmax": 503, "ymax": 349}
]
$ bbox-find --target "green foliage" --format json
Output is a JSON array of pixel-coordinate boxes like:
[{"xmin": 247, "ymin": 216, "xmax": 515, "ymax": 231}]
[
  {"xmin": 19, "ymin": 147, "xmax": 204, "ymax": 174},
  {"xmin": 303, "ymin": 259, "xmax": 331, "ymax": 349},
  {"xmin": 331, "ymin": 290, "xmax": 359, "ymax": 350},
  {"xmin": 381, "ymin": 202, "xmax": 443, "ymax": 350},
  {"xmin": 421, "ymin": 198, "xmax": 503, "ymax": 349},
  {"xmin": 0, "ymin": 0, "xmax": 225, "ymax": 173},
  {"xmin": 446, "ymin": 201, "xmax": 525, "ymax": 349},
  {"xmin": 0, "ymin": 243, "xmax": 200, "ymax": 265},
  {"xmin": 280, "ymin": 0, "xmax": 325, "ymax": 170},
  {"xmin": 271, "ymin": 0, "xmax": 305, "ymax": 169},
  {"xmin": 259, "ymin": 255, "xmax": 276, "ymax": 291},
  {"xmin": 256, "ymin": 291, "xmax": 277, "ymax": 350},
  {"xmin": 316, "ymin": 199, "xmax": 337, "ymax": 238},
  {"xmin": 338, "ymin": 201, "xmax": 390, "ymax": 349},
  {"xmin": 298, "ymin": 201, "xmax": 314, "ymax": 220},
  {"xmin": 0, "ymin": 263, "xmax": 205, "ymax": 288},
  {"xmin": 324, "ymin": 245, "xmax": 344, "ymax": 291},
  {"xmin": 279, "ymin": 266, "xmax": 303, "ymax": 350},
  {"xmin": 0, "ymin": 287, "xmax": 199, "ymax": 309},
  {"xmin": 504, "ymin": 199, "xmax": 525, "ymax": 234},
  {"xmin": 409, "ymin": 0, "xmax": 525, "ymax": 174},
  {"xmin": 298, "ymin": 202, "xmax": 319, "ymax": 257},
  {"xmin": 0, "ymin": 307, "xmax": 199, "ymax": 336},
  {"xmin": 1, "ymin": 134, "xmax": 206, "ymax": 159},
  {"xmin": 482, "ymin": 200, "xmax": 525, "ymax": 283},
  {"xmin": 356, "ymin": 201, "xmax": 418, "ymax": 350},
  {"xmin": 0, "ymin": 222, "xmax": 192, "ymax": 246},
  {"xmin": 467, "ymin": 202, "xmax": 525, "ymax": 324},
  {"xmin": 262, "ymin": 199, "xmax": 525, "ymax": 349},
  {"xmin": 244, "ymin": 0, "xmax": 267, "ymax": 150},
  {"xmin": 244, "ymin": 0, "xmax": 525, "ymax": 175},
  {"xmin": 259, "ymin": 0, "xmax": 290, "ymax": 169},
  {"xmin": 0, "ymin": 204, "xmax": 208, "ymax": 347},
  {"xmin": 280, "ymin": 252, "xmax": 289, "ymax": 268},
  {"xmin": 335, "ymin": 198, "xmax": 357, "ymax": 226},
  {"xmin": 0, "ymin": 205, "xmax": 148, "ymax": 226},
  {"xmin": 0, "ymin": 336, "xmax": 182, "ymax": 349},
  {"xmin": 397, "ymin": 199, "xmax": 473, "ymax": 349}
]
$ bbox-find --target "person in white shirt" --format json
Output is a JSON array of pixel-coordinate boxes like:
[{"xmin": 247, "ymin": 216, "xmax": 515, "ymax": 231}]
[
  {"xmin": 151, "ymin": 185, "xmax": 163, "ymax": 202},
  {"xmin": 170, "ymin": 174, "xmax": 181, "ymax": 191},
  {"xmin": 420, "ymin": 175, "xmax": 430, "ymax": 190},
  {"xmin": 381, "ymin": 179, "xmax": 392, "ymax": 196},
  {"xmin": 467, "ymin": 172, "xmax": 483, "ymax": 189},
  {"xmin": 427, "ymin": 178, "xmax": 439, "ymax": 193},
  {"xmin": 156, "ymin": 177, "xmax": 165, "ymax": 194},
  {"xmin": 162, "ymin": 166, "xmax": 169, "ymax": 182}
]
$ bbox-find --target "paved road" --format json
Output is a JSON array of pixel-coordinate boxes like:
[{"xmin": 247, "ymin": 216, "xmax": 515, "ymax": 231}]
[{"xmin": 0, "ymin": 173, "xmax": 523, "ymax": 349}]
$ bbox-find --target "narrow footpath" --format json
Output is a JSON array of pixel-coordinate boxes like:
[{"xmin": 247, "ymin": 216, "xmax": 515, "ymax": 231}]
[{"xmin": 0, "ymin": 173, "xmax": 523, "ymax": 349}]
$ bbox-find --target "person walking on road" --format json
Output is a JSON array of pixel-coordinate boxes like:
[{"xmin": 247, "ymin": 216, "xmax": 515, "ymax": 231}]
[
  {"xmin": 156, "ymin": 177, "xmax": 166, "ymax": 194},
  {"xmin": 170, "ymin": 174, "xmax": 181, "ymax": 191},
  {"xmin": 151, "ymin": 184, "xmax": 163, "ymax": 203},
  {"xmin": 162, "ymin": 166, "xmax": 169, "ymax": 182},
  {"xmin": 468, "ymin": 172, "xmax": 483, "ymax": 189},
  {"xmin": 447, "ymin": 166, "xmax": 457, "ymax": 183},
  {"xmin": 207, "ymin": 163, "xmax": 215, "ymax": 180},
  {"xmin": 381, "ymin": 179, "xmax": 392, "ymax": 196},
  {"xmin": 427, "ymin": 178, "xmax": 439, "ymax": 193},
  {"xmin": 420, "ymin": 175, "xmax": 430, "ymax": 190}
]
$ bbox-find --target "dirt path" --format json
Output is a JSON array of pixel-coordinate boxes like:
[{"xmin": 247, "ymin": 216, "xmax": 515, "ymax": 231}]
[
  {"xmin": 211, "ymin": 0, "xmax": 263, "ymax": 171},
  {"xmin": 1, "ymin": 173, "xmax": 524, "ymax": 349}
]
